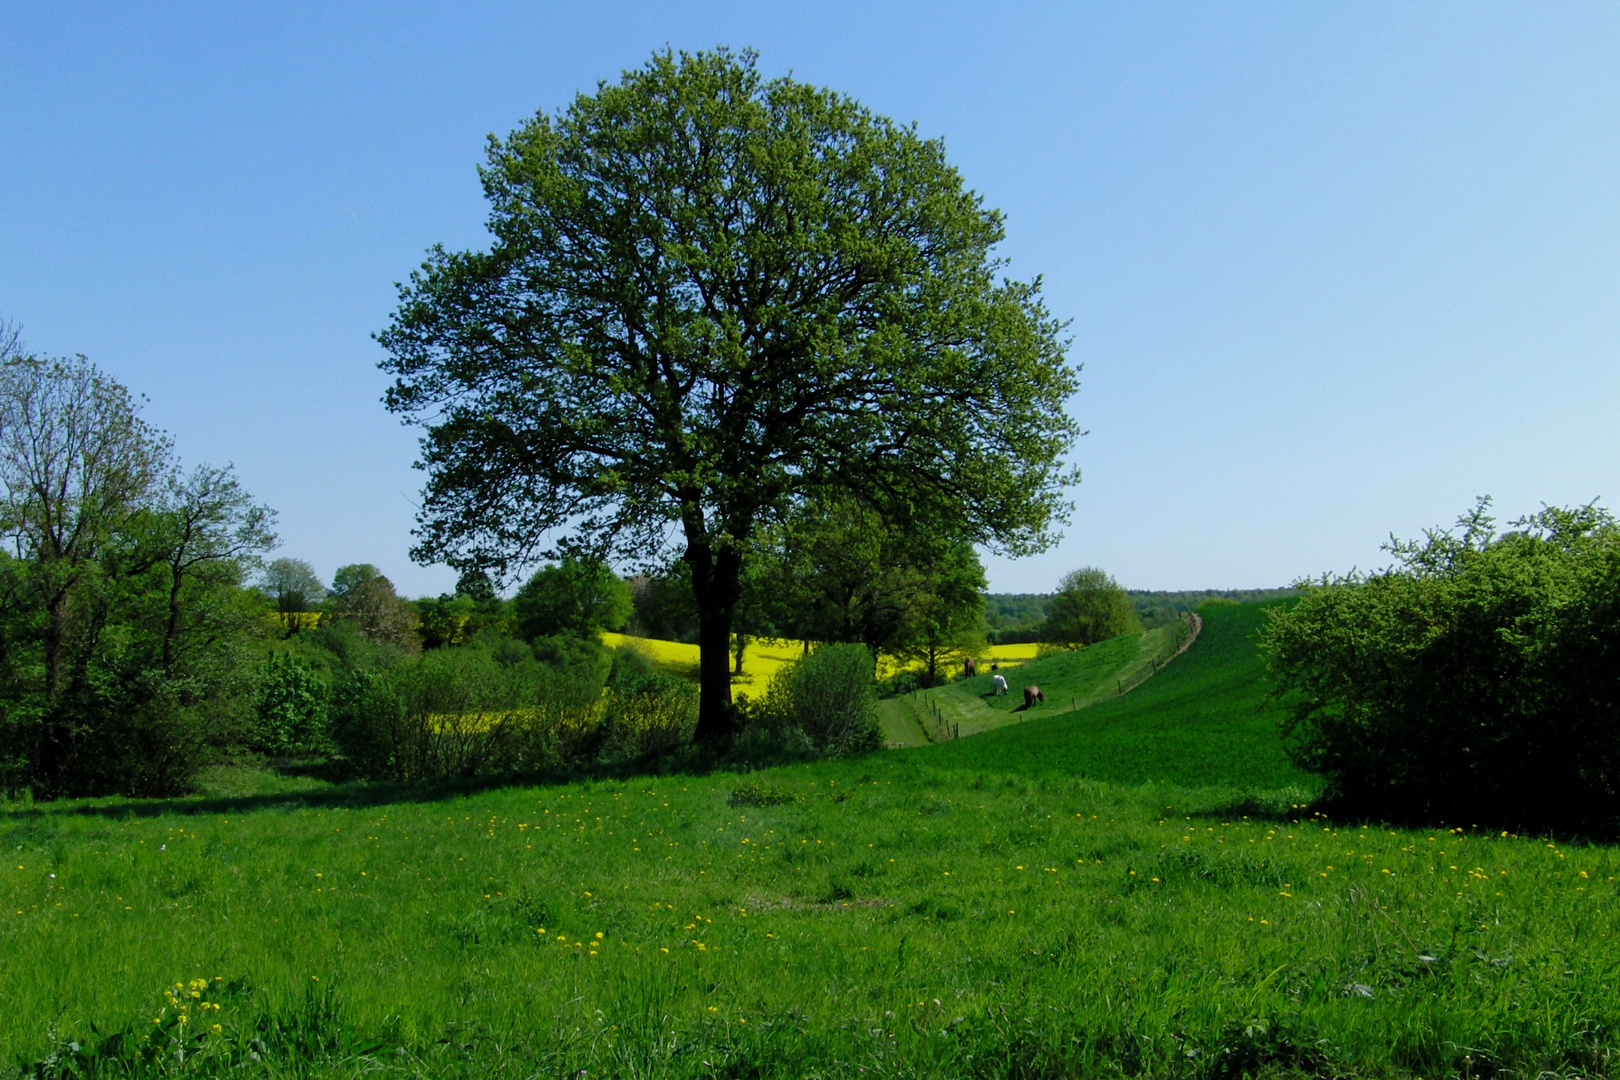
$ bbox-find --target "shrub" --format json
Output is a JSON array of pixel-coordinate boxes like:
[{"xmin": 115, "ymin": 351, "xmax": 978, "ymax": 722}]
[
  {"xmin": 531, "ymin": 634, "xmax": 613, "ymax": 685},
  {"xmin": 1264, "ymin": 500, "xmax": 1620, "ymax": 834},
  {"xmin": 251, "ymin": 655, "xmax": 329, "ymax": 755},
  {"xmin": 597, "ymin": 664, "xmax": 697, "ymax": 761},
  {"xmin": 330, "ymin": 649, "xmax": 596, "ymax": 780},
  {"xmin": 328, "ymin": 639, "xmax": 696, "ymax": 781},
  {"xmin": 877, "ymin": 667, "xmax": 945, "ymax": 698},
  {"xmin": 751, "ymin": 643, "xmax": 881, "ymax": 754}
]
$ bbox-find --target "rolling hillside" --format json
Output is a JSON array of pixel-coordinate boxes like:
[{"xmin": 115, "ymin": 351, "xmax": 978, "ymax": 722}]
[
  {"xmin": 876, "ymin": 622, "xmax": 1190, "ymax": 745},
  {"xmin": 916, "ymin": 600, "xmax": 1315, "ymax": 791}
]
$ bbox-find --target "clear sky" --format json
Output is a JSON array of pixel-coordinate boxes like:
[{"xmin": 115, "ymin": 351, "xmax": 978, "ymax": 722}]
[{"xmin": 3, "ymin": 3, "xmax": 1617, "ymax": 597}]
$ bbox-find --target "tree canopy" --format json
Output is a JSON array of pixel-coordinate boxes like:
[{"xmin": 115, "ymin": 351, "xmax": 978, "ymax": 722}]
[
  {"xmin": 513, "ymin": 556, "xmax": 633, "ymax": 642},
  {"xmin": 262, "ymin": 557, "xmax": 325, "ymax": 613},
  {"xmin": 379, "ymin": 48, "xmax": 1080, "ymax": 742},
  {"xmin": 746, "ymin": 497, "xmax": 986, "ymax": 671}
]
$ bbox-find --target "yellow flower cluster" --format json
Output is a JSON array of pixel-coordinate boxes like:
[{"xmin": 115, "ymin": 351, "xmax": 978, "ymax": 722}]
[
  {"xmin": 155, "ymin": 977, "xmax": 225, "ymax": 1037},
  {"xmin": 536, "ymin": 928, "xmax": 607, "ymax": 956},
  {"xmin": 272, "ymin": 611, "xmax": 323, "ymax": 632}
]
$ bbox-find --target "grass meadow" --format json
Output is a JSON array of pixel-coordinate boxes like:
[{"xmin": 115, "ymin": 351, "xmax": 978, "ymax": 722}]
[{"xmin": 5, "ymin": 602, "xmax": 1620, "ymax": 1078}]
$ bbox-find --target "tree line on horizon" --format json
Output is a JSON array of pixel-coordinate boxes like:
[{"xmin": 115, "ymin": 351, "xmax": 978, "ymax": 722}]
[{"xmin": 983, "ymin": 586, "xmax": 1298, "ymax": 643}]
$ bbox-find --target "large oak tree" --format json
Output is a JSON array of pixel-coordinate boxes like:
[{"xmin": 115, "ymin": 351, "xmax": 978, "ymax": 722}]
[{"xmin": 378, "ymin": 49, "xmax": 1081, "ymax": 744}]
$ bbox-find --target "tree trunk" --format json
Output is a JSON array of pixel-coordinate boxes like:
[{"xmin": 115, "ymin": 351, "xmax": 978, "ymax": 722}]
[
  {"xmin": 163, "ymin": 562, "xmax": 184, "ymax": 670},
  {"xmin": 43, "ymin": 587, "xmax": 69, "ymax": 705},
  {"xmin": 688, "ymin": 540, "xmax": 743, "ymax": 747},
  {"xmin": 31, "ymin": 587, "xmax": 73, "ymax": 797}
]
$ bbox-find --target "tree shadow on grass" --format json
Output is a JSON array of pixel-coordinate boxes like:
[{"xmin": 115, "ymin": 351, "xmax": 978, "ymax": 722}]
[{"xmin": 0, "ymin": 743, "xmax": 841, "ymax": 822}]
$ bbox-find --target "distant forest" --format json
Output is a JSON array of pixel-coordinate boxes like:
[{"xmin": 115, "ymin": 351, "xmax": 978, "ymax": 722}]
[{"xmin": 984, "ymin": 588, "xmax": 1298, "ymax": 643}]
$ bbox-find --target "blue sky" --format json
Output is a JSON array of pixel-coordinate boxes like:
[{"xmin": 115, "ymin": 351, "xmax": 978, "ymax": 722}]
[{"xmin": 3, "ymin": 3, "xmax": 1617, "ymax": 596}]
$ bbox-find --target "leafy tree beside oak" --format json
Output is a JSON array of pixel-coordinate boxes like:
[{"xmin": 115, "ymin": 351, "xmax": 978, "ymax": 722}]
[
  {"xmin": 514, "ymin": 556, "xmax": 632, "ymax": 642},
  {"xmin": 378, "ymin": 49, "xmax": 1080, "ymax": 744}
]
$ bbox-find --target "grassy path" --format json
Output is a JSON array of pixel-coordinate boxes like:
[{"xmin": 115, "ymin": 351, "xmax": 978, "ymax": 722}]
[{"xmin": 876, "ymin": 620, "xmax": 1193, "ymax": 747}]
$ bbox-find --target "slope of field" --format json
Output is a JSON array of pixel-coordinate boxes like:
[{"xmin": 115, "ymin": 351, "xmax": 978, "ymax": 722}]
[
  {"xmin": 4, "ymin": 750, "xmax": 1615, "ymax": 1078},
  {"xmin": 877, "ymin": 624, "xmax": 1187, "ymax": 747},
  {"xmin": 919, "ymin": 600, "xmax": 1314, "ymax": 792}
]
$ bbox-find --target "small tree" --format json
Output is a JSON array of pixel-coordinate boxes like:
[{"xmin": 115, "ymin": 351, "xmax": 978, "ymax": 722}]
[
  {"xmin": 336, "ymin": 574, "xmax": 421, "ymax": 654},
  {"xmin": 513, "ymin": 556, "xmax": 632, "ymax": 641},
  {"xmin": 1043, "ymin": 567, "xmax": 1140, "ymax": 648},
  {"xmin": 155, "ymin": 465, "xmax": 276, "ymax": 667},
  {"xmin": 887, "ymin": 542, "xmax": 988, "ymax": 683},
  {"xmin": 750, "ymin": 497, "xmax": 987, "ymax": 663},
  {"xmin": 328, "ymin": 563, "xmax": 383, "ymax": 606},
  {"xmin": 262, "ymin": 557, "xmax": 325, "ymax": 613}
]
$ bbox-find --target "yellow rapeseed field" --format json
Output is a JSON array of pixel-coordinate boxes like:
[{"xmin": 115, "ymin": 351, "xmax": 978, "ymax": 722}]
[{"xmin": 601, "ymin": 632, "xmax": 1036, "ymax": 690}]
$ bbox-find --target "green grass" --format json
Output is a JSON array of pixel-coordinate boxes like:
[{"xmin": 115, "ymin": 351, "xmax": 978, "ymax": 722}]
[
  {"xmin": 919, "ymin": 600, "xmax": 1315, "ymax": 792},
  {"xmin": 5, "ymin": 601, "xmax": 1619, "ymax": 1077}
]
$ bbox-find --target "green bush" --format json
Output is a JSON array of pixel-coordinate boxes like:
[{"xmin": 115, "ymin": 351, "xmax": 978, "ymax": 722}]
[
  {"xmin": 330, "ymin": 649, "xmax": 596, "ymax": 781},
  {"xmin": 327, "ymin": 639, "xmax": 696, "ymax": 781},
  {"xmin": 251, "ymin": 655, "xmax": 329, "ymax": 755},
  {"xmin": 1264, "ymin": 500, "xmax": 1620, "ymax": 834},
  {"xmin": 751, "ymin": 643, "xmax": 880, "ymax": 754},
  {"xmin": 2, "ymin": 694, "xmax": 214, "ymax": 800},
  {"xmin": 530, "ymin": 633, "xmax": 612, "ymax": 684},
  {"xmin": 598, "ymin": 663, "xmax": 697, "ymax": 761}
]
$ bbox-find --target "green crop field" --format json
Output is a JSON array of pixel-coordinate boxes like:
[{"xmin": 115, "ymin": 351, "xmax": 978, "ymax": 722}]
[
  {"xmin": 5, "ymin": 601, "xmax": 1620, "ymax": 1078},
  {"xmin": 921, "ymin": 600, "xmax": 1316, "ymax": 793}
]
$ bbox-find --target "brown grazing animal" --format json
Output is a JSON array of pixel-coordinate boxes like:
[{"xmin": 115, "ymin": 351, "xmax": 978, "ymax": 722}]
[
  {"xmin": 1023, "ymin": 685, "xmax": 1044, "ymax": 708},
  {"xmin": 963, "ymin": 657, "xmax": 977, "ymax": 678}
]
